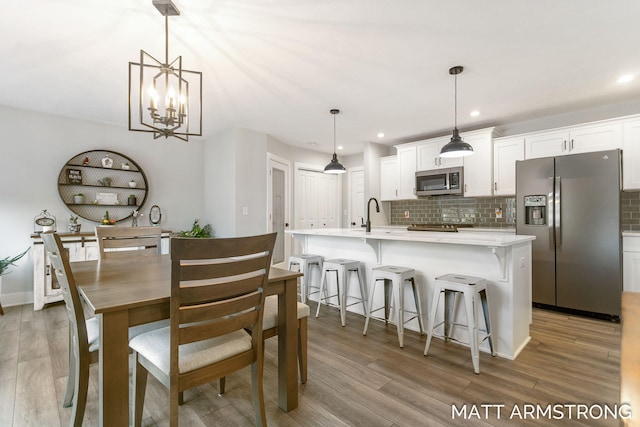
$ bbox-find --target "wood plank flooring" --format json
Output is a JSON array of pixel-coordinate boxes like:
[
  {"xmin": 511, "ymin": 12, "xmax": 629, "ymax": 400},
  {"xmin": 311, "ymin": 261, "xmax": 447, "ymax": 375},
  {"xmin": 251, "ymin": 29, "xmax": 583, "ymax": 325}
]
[{"xmin": 0, "ymin": 302, "xmax": 621, "ymax": 426}]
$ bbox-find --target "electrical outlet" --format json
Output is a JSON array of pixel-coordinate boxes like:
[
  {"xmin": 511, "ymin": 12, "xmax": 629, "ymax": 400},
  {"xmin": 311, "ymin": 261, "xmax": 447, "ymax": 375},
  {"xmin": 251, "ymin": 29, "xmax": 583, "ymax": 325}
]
[
  {"xmin": 495, "ymin": 207, "xmax": 503, "ymax": 219},
  {"xmin": 404, "ymin": 211, "xmax": 410, "ymax": 218}
]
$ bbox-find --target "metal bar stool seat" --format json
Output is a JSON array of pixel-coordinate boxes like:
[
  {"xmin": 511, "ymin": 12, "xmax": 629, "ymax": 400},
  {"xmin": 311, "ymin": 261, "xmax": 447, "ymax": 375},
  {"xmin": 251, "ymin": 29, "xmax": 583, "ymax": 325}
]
[
  {"xmin": 316, "ymin": 258, "xmax": 367, "ymax": 326},
  {"xmin": 424, "ymin": 273, "xmax": 495, "ymax": 374},
  {"xmin": 363, "ymin": 265, "xmax": 425, "ymax": 347},
  {"xmin": 288, "ymin": 254, "xmax": 323, "ymax": 304}
]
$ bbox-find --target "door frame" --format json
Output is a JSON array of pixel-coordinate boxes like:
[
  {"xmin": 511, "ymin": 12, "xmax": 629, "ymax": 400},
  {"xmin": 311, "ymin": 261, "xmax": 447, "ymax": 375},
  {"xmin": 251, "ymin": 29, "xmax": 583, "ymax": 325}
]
[{"xmin": 267, "ymin": 153, "xmax": 292, "ymax": 266}]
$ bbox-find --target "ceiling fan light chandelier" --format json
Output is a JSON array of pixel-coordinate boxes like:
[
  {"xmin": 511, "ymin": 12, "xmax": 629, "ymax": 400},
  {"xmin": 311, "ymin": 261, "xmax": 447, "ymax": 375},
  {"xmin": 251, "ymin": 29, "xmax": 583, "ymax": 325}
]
[
  {"xmin": 324, "ymin": 109, "xmax": 346, "ymax": 174},
  {"xmin": 440, "ymin": 65, "xmax": 474, "ymax": 158},
  {"xmin": 128, "ymin": 0, "xmax": 202, "ymax": 141}
]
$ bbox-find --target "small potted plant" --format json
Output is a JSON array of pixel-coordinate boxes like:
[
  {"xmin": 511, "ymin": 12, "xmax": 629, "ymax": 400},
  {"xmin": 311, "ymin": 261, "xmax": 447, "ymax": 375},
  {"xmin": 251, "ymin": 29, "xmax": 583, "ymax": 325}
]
[
  {"xmin": 129, "ymin": 180, "xmax": 137, "ymax": 188},
  {"xmin": 1, "ymin": 248, "xmax": 29, "ymax": 314},
  {"xmin": 73, "ymin": 193, "xmax": 85, "ymax": 204},
  {"xmin": 101, "ymin": 211, "xmax": 116, "ymax": 226},
  {"xmin": 121, "ymin": 162, "xmax": 130, "ymax": 170},
  {"xmin": 127, "ymin": 194, "xmax": 137, "ymax": 206},
  {"xmin": 68, "ymin": 216, "xmax": 81, "ymax": 233},
  {"xmin": 178, "ymin": 219, "xmax": 213, "ymax": 238}
]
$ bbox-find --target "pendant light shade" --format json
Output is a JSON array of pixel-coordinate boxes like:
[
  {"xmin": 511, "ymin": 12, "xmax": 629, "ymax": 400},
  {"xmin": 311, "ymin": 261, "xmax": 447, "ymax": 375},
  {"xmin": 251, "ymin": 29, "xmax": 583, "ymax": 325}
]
[
  {"xmin": 440, "ymin": 66, "xmax": 474, "ymax": 158},
  {"xmin": 324, "ymin": 109, "xmax": 346, "ymax": 174}
]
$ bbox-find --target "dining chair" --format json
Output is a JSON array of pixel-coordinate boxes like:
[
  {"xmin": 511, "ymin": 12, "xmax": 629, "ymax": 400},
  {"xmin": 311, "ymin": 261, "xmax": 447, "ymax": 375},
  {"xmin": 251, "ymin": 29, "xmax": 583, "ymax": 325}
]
[
  {"xmin": 94, "ymin": 225, "xmax": 162, "ymax": 259},
  {"xmin": 41, "ymin": 231, "xmax": 169, "ymax": 427},
  {"xmin": 129, "ymin": 233, "xmax": 277, "ymax": 427}
]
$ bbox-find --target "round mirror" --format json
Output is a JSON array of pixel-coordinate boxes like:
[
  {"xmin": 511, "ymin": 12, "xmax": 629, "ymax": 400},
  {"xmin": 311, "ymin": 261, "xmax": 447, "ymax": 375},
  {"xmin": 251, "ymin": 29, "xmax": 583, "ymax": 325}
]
[{"xmin": 149, "ymin": 205, "xmax": 162, "ymax": 225}]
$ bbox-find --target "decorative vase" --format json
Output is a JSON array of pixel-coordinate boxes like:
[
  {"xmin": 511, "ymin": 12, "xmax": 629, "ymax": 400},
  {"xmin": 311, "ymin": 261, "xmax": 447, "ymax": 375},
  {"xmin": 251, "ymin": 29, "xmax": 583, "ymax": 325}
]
[
  {"xmin": 128, "ymin": 195, "xmax": 137, "ymax": 206},
  {"xmin": 73, "ymin": 195, "xmax": 85, "ymax": 204},
  {"xmin": 129, "ymin": 181, "xmax": 137, "ymax": 188},
  {"xmin": 68, "ymin": 223, "xmax": 81, "ymax": 233}
]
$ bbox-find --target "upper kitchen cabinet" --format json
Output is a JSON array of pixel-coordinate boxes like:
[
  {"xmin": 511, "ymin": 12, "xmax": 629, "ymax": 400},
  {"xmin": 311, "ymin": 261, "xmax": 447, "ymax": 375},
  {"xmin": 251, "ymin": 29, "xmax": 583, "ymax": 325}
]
[
  {"xmin": 525, "ymin": 121, "xmax": 622, "ymax": 159},
  {"xmin": 493, "ymin": 136, "xmax": 525, "ymax": 196},
  {"xmin": 417, "ymin": 137, "xmax": 463, "ymax": 170},
  {"xmin": 379, "ymin": 145, "xmax": 418, "ymax": 201},
  {"xmin": 623, "ymin": 119, "xmax": 640, "ymax": 190},
  {"xmin": 462, "ymin": 128, "xmax": 495, "ymax": 197}
]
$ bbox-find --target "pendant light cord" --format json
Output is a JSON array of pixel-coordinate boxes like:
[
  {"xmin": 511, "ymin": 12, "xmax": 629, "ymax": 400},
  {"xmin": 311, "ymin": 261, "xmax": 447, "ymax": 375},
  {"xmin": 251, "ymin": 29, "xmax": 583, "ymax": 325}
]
[
  {"xmin": 165, "ymin": 15, "xmax": 169, "ymax": 65},
  {"xmin": 333, "ymin": 113, "xmax": 337, "ymax": 153},
  {"xmin": 454, "ymin": 72, "xmax": 458, "ymax": 129}
]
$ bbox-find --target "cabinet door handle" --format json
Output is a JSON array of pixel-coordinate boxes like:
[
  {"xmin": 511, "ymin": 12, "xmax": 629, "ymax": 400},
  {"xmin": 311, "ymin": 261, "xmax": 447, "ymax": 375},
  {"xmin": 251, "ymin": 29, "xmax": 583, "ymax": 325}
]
[
  {"xmin": 494, "ymin": 182, "xmax": 497, "ymax": 191},
  {"xmin": 434, "ymin": 157, "xmax": 438, "ymax": 167},
  {"xmin": 570, "ymin": 139, "xmax": 574, "ymax": 150},
  {"xmin": 464, "ymin": 184, "xmax": 467, "ymax": 192},
  {"xmin": 563, "ymin": 140, "xmax": 567, "ymax": 151},
  {"xmin": 395, "ymin": 189, "xmax": 398, "ymax": 196}
]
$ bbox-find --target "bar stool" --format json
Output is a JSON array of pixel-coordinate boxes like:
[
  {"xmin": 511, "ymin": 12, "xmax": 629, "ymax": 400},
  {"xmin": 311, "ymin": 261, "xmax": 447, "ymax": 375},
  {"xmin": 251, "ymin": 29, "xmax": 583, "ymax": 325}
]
[
  {"xmin": 316, "ymin": 259, "xmax": 367, "ymax": 326},
  {"xmin": 288, "ymin": 254, "xmax": 323, "ymax": 304},
  {"xmin": 363, "ymin": 266, "xmax": 425, "ymax": 348},
  {"xmin": 424, "ymin": 273, "xmax": 495, "ymax": 374}
]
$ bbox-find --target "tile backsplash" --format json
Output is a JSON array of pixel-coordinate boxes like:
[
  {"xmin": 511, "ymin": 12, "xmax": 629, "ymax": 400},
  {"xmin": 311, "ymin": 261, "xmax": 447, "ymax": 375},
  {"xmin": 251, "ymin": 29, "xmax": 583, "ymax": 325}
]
[
  {"xmin": 390, "ymin": 192, "xmax": 640, "ymax": 231},
  {"xmin": 622, "ymin": 191, "xmax": 640, "ymax": 231},
  {"xmin": 390, "ymin": 196, "xmax": 516, "ymax": 228}
]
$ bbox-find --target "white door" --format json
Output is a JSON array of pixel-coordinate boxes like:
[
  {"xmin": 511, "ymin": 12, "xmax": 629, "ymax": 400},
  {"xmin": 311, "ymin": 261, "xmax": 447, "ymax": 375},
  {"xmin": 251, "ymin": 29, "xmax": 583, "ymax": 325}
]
[
  {"xmin": 267, "ymin": 154, "xmax": 291, "ymax": 265},
  {"xmin": 348, "ymin": 167, "xmax": 365, "ymax": 228}
]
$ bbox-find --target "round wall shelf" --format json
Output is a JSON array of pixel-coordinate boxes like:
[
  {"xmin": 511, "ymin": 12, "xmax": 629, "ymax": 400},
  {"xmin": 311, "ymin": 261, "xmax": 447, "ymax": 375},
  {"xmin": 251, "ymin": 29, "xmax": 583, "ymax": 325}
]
[{"xmin": 57, "ymin": 150, "xmax": 149, "ymax": 223}]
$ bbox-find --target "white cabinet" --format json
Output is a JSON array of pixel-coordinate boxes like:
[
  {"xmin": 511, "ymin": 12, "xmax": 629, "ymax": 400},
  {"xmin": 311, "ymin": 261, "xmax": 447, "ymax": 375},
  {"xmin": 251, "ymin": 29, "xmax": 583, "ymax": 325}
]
[
  {"xmin": 380, "ymin": 156, "xmax": 398, "ymax": 201},
  {"xmin": 623, "ymin": 119, "xmax": 640, "ymax": 190},
  {"xmin": 462, "ymin": 130, "xmax": 494, "ymax": 197},
  {"xmin": 525, "ymin": 122, "xmax": 622, "ymax": 159},
  {"xmin": 397, "ymin": 146, "xmax": 417, "ymax": 199},
  {"xmin": 379, "ymin": 146, "xmax": 417, "ymax": 201},
  {"xmin": 623, "ymin": 234, "xmax": 640, "ymax": 293},
  {"xmin": 493, "ymin": 137, "xmax": 525, "ymax": 196},
  {"xmin": 417, "ymin": 137, "xmax": 463, "ymax": 170}
]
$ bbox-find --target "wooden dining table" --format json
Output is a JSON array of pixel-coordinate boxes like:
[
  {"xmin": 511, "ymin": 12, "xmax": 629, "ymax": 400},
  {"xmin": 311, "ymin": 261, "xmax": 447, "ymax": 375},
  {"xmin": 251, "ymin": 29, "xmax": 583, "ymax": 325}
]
[{"xmin": 71, "ymin": 254, "xmax": 302, "ymax": 427}]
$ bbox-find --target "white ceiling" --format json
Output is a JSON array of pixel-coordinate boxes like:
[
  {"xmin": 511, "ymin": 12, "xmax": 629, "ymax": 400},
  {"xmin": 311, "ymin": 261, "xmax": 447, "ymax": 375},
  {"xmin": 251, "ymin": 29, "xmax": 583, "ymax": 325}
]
[{"xmin": 2, "ymin": 0, "xmax": 639, "ymax": 155}]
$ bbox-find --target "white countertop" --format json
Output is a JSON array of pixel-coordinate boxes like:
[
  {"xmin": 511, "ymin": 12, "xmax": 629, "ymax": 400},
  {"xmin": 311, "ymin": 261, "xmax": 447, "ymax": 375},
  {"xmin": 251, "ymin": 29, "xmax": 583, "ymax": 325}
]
[{"xmin": 287, "ymin": 227, "xmax": 534, "ymax": 247}]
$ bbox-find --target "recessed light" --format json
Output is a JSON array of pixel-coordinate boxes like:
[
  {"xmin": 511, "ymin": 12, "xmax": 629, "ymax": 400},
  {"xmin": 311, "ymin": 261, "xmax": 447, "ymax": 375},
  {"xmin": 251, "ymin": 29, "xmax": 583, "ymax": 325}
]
[
  {"xmin": 618, "ymin": 74, "xmax": 634, "ymax": 84},
  {"xmin": 377, "ymin": 132, "xmax": 385, "ymax": 138},
  {"xmin": 337, "ymin": 145, "xmax": 344, "ymax": 150},
  {"xmin": 470, "ymin": 110, "xmax": 480, "ymax": 117}
]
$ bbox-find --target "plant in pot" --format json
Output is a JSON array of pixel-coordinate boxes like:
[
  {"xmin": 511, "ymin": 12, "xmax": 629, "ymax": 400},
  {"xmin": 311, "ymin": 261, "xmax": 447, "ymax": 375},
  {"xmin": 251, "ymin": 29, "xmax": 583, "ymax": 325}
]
[
  {"xmin": 0, "ymin": 248, "xmax": 29, "ymax": 315},
  {"xmin": 127, "ymin": 194, "xmax": 137, "ymax": 206},
  {"xmin": 73, "ymin": 193, "xmax": 85, "ymax": 204},
  {"xmin": 68, "ymin": 215, "xmax": 81, "ymax": 233},
  {"xmin": 128, "ymin": 180, "xmax": 137, "ymax": 188},
  {"xmin": 178, "ymin": 219, "xmax": 213, "ymax": 238}
]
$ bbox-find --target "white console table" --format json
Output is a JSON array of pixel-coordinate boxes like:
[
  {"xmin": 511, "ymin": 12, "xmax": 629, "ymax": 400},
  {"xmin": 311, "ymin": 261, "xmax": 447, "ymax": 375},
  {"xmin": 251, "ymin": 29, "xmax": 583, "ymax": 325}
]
[{"xmin": 31, "ymin": 230, "xmax": 171, "ymax": 310}]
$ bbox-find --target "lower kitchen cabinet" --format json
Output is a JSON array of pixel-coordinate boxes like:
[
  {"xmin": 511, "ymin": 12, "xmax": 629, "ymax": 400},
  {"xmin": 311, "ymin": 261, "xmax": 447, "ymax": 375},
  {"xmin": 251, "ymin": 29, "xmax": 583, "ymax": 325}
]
[{"xmin": 624, "ymin": 233, "xmax": 640, "ymax": 293}]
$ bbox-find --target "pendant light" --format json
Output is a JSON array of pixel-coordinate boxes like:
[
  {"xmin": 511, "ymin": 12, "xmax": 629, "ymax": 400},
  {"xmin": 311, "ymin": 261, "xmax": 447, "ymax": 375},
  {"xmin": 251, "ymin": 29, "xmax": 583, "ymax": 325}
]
[
  {"xmin": 324, "ymin": 109, "xmax": 346, "ymax": 174},
  {"xmin": 439, "ymin": 66, "xmax": 474, "ymax": 158}
]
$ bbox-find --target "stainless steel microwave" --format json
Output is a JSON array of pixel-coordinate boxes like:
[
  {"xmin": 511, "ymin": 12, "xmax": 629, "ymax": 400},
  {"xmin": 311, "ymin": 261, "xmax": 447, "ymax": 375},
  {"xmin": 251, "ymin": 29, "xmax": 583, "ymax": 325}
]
[{"xmin": 415, "ymin": 167, "xmax": 464, "ymax": 196}]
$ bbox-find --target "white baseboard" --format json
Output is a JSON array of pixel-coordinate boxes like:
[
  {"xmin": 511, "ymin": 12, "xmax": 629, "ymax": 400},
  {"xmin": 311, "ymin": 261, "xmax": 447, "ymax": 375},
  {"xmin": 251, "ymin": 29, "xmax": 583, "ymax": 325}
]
[{"xmin": 0, "ymin": 291, "xmax": 33, "ymax": 308}]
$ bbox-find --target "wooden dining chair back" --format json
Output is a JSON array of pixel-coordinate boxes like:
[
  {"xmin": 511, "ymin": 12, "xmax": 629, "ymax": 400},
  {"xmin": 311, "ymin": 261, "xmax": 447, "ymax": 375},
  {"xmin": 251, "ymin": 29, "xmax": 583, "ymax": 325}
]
[
  {"xmin": 94, "ymin": 226, "xmax": 162, "ymax": 259},
  {"xmin": 129, "ymin": 233, "xmax": 277, "ymax": 427},
  {"xmin": 42, "ymin": 231, "xmax": 96, "ymax": 427}
]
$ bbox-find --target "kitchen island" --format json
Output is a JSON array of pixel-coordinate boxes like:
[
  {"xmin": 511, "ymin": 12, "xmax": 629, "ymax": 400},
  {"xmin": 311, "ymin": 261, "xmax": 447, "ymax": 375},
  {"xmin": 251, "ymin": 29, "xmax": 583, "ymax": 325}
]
[{"xmin": 287, "ymin": 227, "xmax": 535, "ymax": 360}]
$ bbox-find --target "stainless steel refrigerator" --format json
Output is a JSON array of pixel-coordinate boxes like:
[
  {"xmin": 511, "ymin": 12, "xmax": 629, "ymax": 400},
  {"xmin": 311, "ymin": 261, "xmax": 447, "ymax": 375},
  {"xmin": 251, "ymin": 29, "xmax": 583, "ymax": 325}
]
[{"xmin": 516, "ymin": 149, "xmax": 622, "ymax": 317}]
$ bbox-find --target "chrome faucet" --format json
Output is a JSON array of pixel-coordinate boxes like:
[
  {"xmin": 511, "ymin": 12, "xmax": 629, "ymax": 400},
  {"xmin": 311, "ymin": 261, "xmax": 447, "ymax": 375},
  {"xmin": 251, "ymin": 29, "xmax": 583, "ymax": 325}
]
[{"xmin": 366, "ymin": 197, "xmax": 380, "ymax": 232}]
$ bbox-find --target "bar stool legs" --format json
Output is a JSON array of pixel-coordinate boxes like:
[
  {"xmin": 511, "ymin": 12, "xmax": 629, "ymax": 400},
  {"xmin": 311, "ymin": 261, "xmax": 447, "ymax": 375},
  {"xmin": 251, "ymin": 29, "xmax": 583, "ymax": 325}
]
[
  {"xmin": 316, "ymin": 259, "xmax": 366, "ymax": 327},
  {"xmin": 363, "ymin": 266, "xmax": 424, "ymax": 348},
  {"xmin": 424, "ymin": 274, "xmax": 495, "ymax": 374}
]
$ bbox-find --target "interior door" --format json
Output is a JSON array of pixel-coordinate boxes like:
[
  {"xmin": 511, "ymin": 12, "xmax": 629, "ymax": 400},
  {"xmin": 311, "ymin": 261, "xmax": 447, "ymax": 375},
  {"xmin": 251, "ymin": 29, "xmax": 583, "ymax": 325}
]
[
  {"xmin": 267, "ymin": 155, "xmax": 291, "ymax": 266},
  {"xmin": 349, "ymin": 168, "xmax": 365, "ymax": 228}
]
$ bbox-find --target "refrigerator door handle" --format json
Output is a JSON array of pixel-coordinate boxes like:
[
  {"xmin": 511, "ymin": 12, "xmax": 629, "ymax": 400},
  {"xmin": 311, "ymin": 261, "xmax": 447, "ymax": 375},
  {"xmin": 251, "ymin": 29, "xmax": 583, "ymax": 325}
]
[
  {"xmin": 555, "ymin": 176, "xmax": 561, "ymax": 249},
  {"xmin": 548, "ymin": 177, "xmax": 555, "ymax": 250}
]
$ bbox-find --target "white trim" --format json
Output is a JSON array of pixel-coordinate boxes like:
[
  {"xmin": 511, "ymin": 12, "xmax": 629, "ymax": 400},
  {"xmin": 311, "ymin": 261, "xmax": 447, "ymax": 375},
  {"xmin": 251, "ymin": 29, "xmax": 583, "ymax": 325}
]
[
  {"xmin": 347, "ymin": 166, "xmax": 365, "ymax": 229},
  {"xmin": 267, "ymin": 153, "xmax": 292, "ymax": 264}
]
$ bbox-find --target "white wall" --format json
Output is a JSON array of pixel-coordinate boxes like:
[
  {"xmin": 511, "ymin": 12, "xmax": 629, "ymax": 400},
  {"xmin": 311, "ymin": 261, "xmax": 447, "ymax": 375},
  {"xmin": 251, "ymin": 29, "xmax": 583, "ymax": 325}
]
[{"xmin": 0, "ymin": 105, "xmax": 205, "ymax": 304}]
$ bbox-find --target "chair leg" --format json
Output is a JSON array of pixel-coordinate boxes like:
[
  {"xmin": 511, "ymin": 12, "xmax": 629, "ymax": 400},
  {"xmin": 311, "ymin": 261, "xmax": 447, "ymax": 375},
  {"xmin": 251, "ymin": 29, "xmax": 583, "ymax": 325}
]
[
  {"xmin": 464, "ymin": 291, "xmax": 480, "ymax": 375},
  {"xmin": 424, "ymin": 289, "xmax": 441, "ymax": 356},
  {"xmin": 315, "ymin": 268, "xmax": 328, "ymax": 318},
  {"xmin": 0, "ymin": 301, "xmax": 4, "ymax": 315},
  {"xmin": 363, "ymin": 277, "xmax": 378, "ymax": 335},
  {"xmin": 480, "ymin": 289, "xmax": 496, "ymax": 356},
  {"xmin": 394, "ymin": 277, "xmax": 404, "ymax": 348},
  {"xmin": 63, "ymin": 326, "xmax": 75, "ymax": 408},
  {"xmin": 251, "ymin": 360, "xmax": 267, "ymax": 427},
  {"xmin": 298, "ymin": 317, "xmax": 307, "ymax": 384},
  {"xmin": 410, "ymin": 278, "xmax": 425, "ymax": 334},
  {"xmin": 70, "ymin": 345, "xmax": 89, "ymax": 427},
  {"xmin": 132, "ymin": 353, "xmax": 149, "ymax": 427},
  {"xmin": 217, "ymin": 377, "xmax": 226, "ymax": 396}
]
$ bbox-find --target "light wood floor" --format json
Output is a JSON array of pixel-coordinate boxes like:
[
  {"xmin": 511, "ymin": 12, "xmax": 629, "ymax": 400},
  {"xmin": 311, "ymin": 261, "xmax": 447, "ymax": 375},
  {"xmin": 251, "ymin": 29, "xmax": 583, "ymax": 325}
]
[{"xmin": 0, "ymin": 302, "xmax": 621, "ymax": 426}]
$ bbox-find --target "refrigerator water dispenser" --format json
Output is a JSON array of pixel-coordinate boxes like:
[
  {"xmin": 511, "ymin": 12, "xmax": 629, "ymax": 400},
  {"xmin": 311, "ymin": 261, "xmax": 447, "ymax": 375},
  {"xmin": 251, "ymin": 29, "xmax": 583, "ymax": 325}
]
[{"xmin": 524, "ymin": 195, "xmax": 546, "ymax": 225}]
